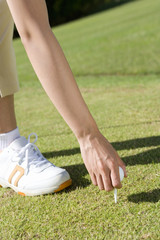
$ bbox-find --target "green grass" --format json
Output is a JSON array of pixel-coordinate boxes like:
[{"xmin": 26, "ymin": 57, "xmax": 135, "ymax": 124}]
[{"xmin": 1, "ymin": 0, "xmax": 160, "ymax": 239}]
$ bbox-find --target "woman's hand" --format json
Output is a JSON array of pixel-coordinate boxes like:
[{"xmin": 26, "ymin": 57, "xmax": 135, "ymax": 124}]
[{"xmin": 78, "ymin": 131, "xmax": 127, "ymax": 191}]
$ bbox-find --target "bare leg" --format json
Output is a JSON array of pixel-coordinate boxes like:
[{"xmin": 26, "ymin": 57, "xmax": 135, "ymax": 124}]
[{"xmin": 0, "ymin": 95, "xmax": 17, "ymax": 134}]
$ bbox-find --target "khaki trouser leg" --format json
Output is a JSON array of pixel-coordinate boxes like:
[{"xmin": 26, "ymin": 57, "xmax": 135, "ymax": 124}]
[{"xmin": 0, "ymin": 0, "xmax": 19, "ymax": 97}]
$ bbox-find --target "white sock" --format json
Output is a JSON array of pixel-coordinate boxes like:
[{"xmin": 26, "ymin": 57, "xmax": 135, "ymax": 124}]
[{"xmin": 0, "ymin": 127, "xmax": 20, "ymax": 151}]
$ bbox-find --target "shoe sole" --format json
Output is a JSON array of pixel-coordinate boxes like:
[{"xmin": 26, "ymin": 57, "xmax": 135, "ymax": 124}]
[{"xmin": 0, "ymin": 178, "xmax": 72, "ymax": 196}]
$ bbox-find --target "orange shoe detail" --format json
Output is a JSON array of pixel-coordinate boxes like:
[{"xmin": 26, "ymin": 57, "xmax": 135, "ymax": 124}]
[
  {"xmin": 8, "ymin": 165, "xmax": 25, "ymax": 187},
  {"xmin": 0, "ymin": 185, "xmax": 2, "ymax": 188},
  {"xmin": 54, "ymin": 179, "xmax": 72, "ymax": 193},
  {"xmin": 18, "ymin": 191, "xmax": 25, "ymax": 196}
]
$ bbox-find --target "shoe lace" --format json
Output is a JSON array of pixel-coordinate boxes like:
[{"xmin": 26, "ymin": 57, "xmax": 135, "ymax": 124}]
[{"xmin": 14, "ymin": 133, "xmax": 52, "ymax": 175}]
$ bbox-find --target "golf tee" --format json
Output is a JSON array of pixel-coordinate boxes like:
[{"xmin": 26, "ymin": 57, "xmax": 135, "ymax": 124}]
[{"xmin": 114, "ymin": 188, "xmax": 117, "ymax": 203}]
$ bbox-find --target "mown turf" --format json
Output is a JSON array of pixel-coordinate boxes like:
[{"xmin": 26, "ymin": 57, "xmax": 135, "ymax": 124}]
[{"xmin": 0, "ymin": 0, "xmax": 160, "ymax": 239}]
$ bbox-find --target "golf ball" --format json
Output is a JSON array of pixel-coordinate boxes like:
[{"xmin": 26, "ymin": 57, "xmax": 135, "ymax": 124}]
[
  {"xmin": 119, "ymin": 166, "xmax": 124, "ymax": 182},
  {"xmin": 114, "ymin": 167, "xmax": 124, "ymax": 204}
]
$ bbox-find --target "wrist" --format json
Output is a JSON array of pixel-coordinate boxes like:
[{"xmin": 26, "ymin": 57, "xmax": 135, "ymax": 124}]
[{"xmin": 75, "ymin": 122, "xmax": 101, "ymax": 144}]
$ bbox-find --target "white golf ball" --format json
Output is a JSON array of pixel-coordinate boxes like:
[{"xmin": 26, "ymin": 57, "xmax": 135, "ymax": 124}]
[
  {"xmin": 119, "ymin": 166, "xmax": 124, "ymax": 182},
  {"xmin": 114, "ymin": 167, "xmax": 124, "ymax": 203}
]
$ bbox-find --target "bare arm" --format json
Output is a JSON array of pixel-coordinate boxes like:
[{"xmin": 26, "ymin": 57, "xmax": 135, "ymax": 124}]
[{"xmin": 6, "ymin": 0, "xmax": 127, "ymax": 191}]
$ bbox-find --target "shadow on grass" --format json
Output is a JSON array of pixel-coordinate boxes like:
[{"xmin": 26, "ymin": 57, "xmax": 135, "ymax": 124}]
[
  {"xmin": 122, "ymin": 147, "xmax": 160, "ymax": 166},
  {"xmin": 63, "ymin": 163, "xmax": 90, "ymax": 190},
  {"xmin": 43, "ymin": 135, "xmax": 160, "ymax": 166},
  {"xmin": 112, "ymin": 135, "xmax": 160, "ymax": 151},
  {"xmin": 114, "ymin": 135, "xmax": 160, "ymax": 166},
  {"xmin": 43, "ymin": 148, "xmax": 80, "ymax": 159},
  {"xmin": 60, "ymin": 164, "xmax": 91, "ymax": 192},
  {"xmin": 128, "ymin": 189, "xmax": 160, "ymax": 203}
]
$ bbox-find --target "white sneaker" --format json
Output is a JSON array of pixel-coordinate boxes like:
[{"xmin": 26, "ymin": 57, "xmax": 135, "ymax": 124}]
[{"xmin": 0, "ymin": 133, "xmax": 72, "ymax": 196}]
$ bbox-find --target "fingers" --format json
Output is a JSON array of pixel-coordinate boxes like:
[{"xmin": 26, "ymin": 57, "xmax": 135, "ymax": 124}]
[
  {"xmin": 90, "ymin": 173, "xmax": 97, "ymax": 186},
  {"xmin": 90, "ymin": 163, "xmax": 124, "ymax": 191},
  {"xmin": 90, "ymin": 170, "xmax": 113, "ymax": 191},
  {"xmin": 90, "ymin": 173, "xmax": 106, "ymax": 191},
  {"xmin": 90, "ymin": 169, "xmax": 120, "ymax": 192},
  {"xmin": 110, "ymin": 166, "xmax": 122, "ymax": 189},
  {"xmin": 101, "ymin": 173, "xmax": 113, "ymax": 192},
  {"xmin": 97, "ymin": 175, "xmax": 104, "ymax": 190}
]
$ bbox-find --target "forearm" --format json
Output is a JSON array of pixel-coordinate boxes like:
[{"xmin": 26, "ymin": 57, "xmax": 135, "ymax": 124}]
[
  {"xmin": 6, "ymin": 0, "xmax": 99, "ymax": 139},
  {"xmin": 22, "ymin": 30, "xmax": 99, "ymax": 138}
]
